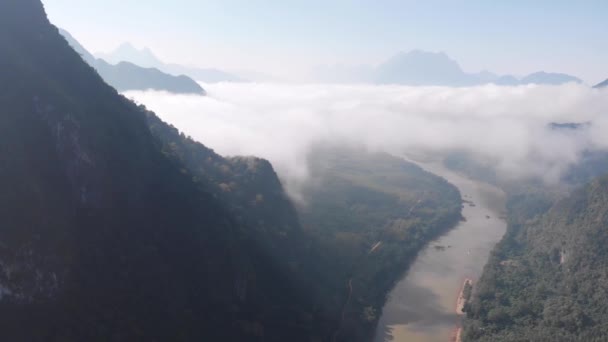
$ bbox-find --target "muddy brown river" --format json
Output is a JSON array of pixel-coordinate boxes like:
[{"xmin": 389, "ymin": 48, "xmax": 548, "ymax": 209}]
[{"xmin": 373, "ymin": 160, "xmax": 507, "ymax": 342}]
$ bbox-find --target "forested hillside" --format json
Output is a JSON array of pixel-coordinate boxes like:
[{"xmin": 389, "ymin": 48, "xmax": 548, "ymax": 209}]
[
  {"xmin": 142, "ymin": 118, "xmax": 465, "ymax": 342},
  {"xmin": 0, "ymin": 2, "xmax": 469, "ymax": 341},
  {"xmin": 439, "ymin": 144, "xmax": 608, "ymax": 341},
  {"xmin": 0, "ymin": 1, "xmax": 320, "ymax": 340},
  {"xmin": 298, "ymin": 148, "xmax": 463, "ymax": 341},
  {"xmin": 463, "ymin": 176, "xmax": 608, "ymax": 341}
]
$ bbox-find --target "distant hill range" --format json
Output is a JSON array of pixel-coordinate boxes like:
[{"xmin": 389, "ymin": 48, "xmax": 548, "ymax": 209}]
[
  {"xmin": 595, "ymin": 78, "xmax": 608, "ymax": 88},
  {"xmin": 314, "ymin": 50, "xmax": 583, "ymax": 86},
  {"xmin": 59, "ymin": 29, "xmax": 205, "ymax": 94},
  {"xmin": 96, "ymin": 42, "xmax": 244, "ymax": 83}
]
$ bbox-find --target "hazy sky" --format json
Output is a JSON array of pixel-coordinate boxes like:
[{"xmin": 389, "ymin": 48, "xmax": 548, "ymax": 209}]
[{"xmin": 42, "ymin": 0, "xmax": 608, "ymax": 83}]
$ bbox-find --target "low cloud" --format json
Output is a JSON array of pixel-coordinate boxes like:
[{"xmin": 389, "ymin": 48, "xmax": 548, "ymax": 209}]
[{"xmin": 125, "ymin": 83, "xmax": 608, "ymax": 196}]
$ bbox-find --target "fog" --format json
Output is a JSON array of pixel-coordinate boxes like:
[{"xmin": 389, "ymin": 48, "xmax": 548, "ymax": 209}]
[{"xmin": 125, "ymin": 83, "xmax": 608, "ymax": 198}]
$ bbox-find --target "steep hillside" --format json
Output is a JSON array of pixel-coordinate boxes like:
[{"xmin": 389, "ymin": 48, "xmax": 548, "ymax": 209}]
[
  {"xmin": 143, "ymin": 111, "xmax": 308, "ymax": 268},
  {"xmin": 0, "ymin": 1, "xmax": 316, "ymax": 340},
  {"xmin": 0, "ymin": 2, "xmax": 476, "ymax": 342},
  {"xmin": 463, "ymin": 176, "xmax": 608, "ymax": 341}
]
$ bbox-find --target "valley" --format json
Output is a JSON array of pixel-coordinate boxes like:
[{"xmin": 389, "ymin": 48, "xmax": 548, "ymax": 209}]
[
  {"xmin": 295, "ymin": 148, "xmax": 464, "ymax": 341},
  {"xmin": 3, "ymin": 1, "xmax": 608, "ymax": 341},
  {"xmin": 373, "ymin": 159, "xmax": 507, "ymax": 342}
]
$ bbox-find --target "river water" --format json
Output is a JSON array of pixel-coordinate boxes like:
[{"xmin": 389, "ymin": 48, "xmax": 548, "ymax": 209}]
[{"xmin": 373, "ymin": 160, "xmax": 507, "ymax": 342}]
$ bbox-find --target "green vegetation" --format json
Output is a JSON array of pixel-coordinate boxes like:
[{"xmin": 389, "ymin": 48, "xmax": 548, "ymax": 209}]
[
  {"xmin": 463, "ymin": 280, "xmax": 473, "ymax": 303},
  {"xmin": 0, "ymin": 2, "xmax": 318, "ymax": 340},
  {"xmin": 298, "ymin": 147, "xmax": 463, "ymax": 341},
  {"xmin": 139, "ymin": 129, "xmax": 465, "ymax": 342},
  {"xmin": 0, "ymin": 2, "xmax": 464, "ymax": 341},
  {"xmin": 463, "ymin": 175, "xmax": 608, "ymax": 341}
]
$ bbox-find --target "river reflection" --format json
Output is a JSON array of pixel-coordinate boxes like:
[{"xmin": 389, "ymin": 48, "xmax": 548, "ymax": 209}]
[{"xmin": 374, "ymin": 160, "xmax": 507, "ymax": 342}]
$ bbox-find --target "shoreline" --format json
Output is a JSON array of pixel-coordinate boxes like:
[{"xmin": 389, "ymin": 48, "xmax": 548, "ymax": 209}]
[
  {"xmin": 451, "ymin": 327, "xmax": 462, "ymax": 342},
  {"xmin": 456, "ymin": 278, "xmax": 473, "ymax": 315},
  {"xmin": 374, "ymin": 158, "xmax": 507, "ymax": 342},
  {"xmin": 452, "ymin": 278, "xmax": 473, "ymax": 342}
]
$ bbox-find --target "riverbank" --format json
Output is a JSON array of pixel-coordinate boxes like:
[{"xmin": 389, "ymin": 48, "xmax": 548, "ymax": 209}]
[
  {"xmin": 451, "ymin": 278, "xmax": 472, "ymax": 342},
  {"xmin": 374, "ymin": 159, "xmax": 507, "ymax": 342},
  {"xmin": 452, "ymin": 327, "xmax": 462, "ymax": 342},
  {"xmin": 456, "ymin": 278, "xmax": 473, "ymax": 315}
]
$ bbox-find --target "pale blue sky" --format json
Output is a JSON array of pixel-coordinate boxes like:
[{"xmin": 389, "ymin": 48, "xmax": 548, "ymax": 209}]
[{"xmin": 42, "ymin": 0, "xmax": 608, "ymax": 83}]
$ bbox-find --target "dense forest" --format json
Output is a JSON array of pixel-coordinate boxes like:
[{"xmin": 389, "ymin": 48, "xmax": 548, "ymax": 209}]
[
  {"xmin": 142, "ymin": 120, "xmax": 464, "ymax": 341},
  {"xmin": 0, "ymin": 1, "xmax": 465, "ymax": 341},
  {"xmin": 298, "ymin": 147, "xmax": 463, "ymax": 341},
  {"xmin": 463, "ymin": 176, "xmax": 608, "ymax": 341},
  {"xmin": 446, "ymin": 144, "xmax": 608, "ymax": 341},
  {"xmin": 5, "ymin": 2, "xmax": 608, "ymax": 342},
  {"xmin": 0, "ymin": 1, "xmax": 319, "ymax": 340}
]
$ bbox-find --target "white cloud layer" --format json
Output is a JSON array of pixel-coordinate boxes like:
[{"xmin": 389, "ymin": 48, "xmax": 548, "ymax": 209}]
[{"xmin": 125, "ymin": 83, "xmax": 608, "ymax": 195}]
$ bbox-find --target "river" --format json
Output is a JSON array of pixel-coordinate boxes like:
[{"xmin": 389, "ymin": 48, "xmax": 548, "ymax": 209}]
[{"xmin": 373, "ymin": 159, "xmax": 507, "ymax": 342}]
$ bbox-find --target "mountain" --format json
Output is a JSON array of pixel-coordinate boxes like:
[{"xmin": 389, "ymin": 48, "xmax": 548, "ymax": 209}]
[
  {"xmin": 94, "ymin": 60, "xmax": 206, "ymax": 94},
  {"xmin": 0, "ymin": 1, "xmax": 327, "ymax": 340},
  {"xmin": 96, "ymin": 42, "xmax": 164, "ymax": 69},
  {"xmin": 374, "ymin": 50, "xmax": 477, "ymax": 86},
  {"xmin": 594, "ymin": 78, "xmax": 608, "ymax": 88},
  {"xmin": 313, "ymin": 50, "xmax": 582, "ymax": 86},
  {"xmin": 493, "ymin": 75, "xmax": 520, "ymax": 86},
  {"xmin": 0, "ymin": 3, "xmax": 467, "ymax": 341},
  {"xmin": 464, "ymin": 176, "xmax": 608, "ymax": 341},
  {"xmin": 519, "ymin": 71, "xmax": 582, "ymax": 85},
  {"xmin": 57, "ymin": 28, "xmax": 96, "ymax": 64},
  {"xmin": 95, "ymin": 42, "xmax": 243, "ymax": 83},
  {"xmin": 60, "ymin": 29, "xmax": 205, "ymax": 94},
  {"xmin": 473, "ymin": 70, "xmax": 500, "ymax": 83}
]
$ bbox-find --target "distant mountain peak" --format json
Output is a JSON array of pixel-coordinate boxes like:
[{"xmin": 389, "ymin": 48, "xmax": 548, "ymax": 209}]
[
  {"xmin": 115, "ymin": 42, "xmax": 157, "ymax": 59},
  {"xmin": 520, "ymin": 71, "xmax": 582, "ymax": 85},
  {"xmin": 375, "ymin": 49, "xmax": 469, "ymax": 86},
  {"xmin": 391, "ymin": 50, "xmax": 458, "ymax": 64},
  {"xmin": 97, "ymin": 41, "xmax": 164, "ymax": 69},
  {"xmin": 117, "ymin": 41, "xmax": 135, "ymax": 49},
  {"xmin": 60, "ymin": 29, "xmax": 205, "ymax": 94},
  {"xmin": 594, "ymin": 78, "xmax": 608, "ymax": 88},
  {"xmin": 94, "ymin": 42, "xmax": 243, "ymax": 82},
  {"xmin": 315, "ymin": 49, "xmax": 584, "ymax": 87}
]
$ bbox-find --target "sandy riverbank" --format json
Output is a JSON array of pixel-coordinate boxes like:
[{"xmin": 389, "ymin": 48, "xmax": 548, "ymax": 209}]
[
  {"xmin": 456, "ymin": 278, "xmax": 472, "ymax": 315},
  {"xmin": 452, "ymin": 278, "xmax": 472, "ymax": 342},
  {"xmin": 451, "ymin": 327, "xmax": 462, "ymax": 342}
]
